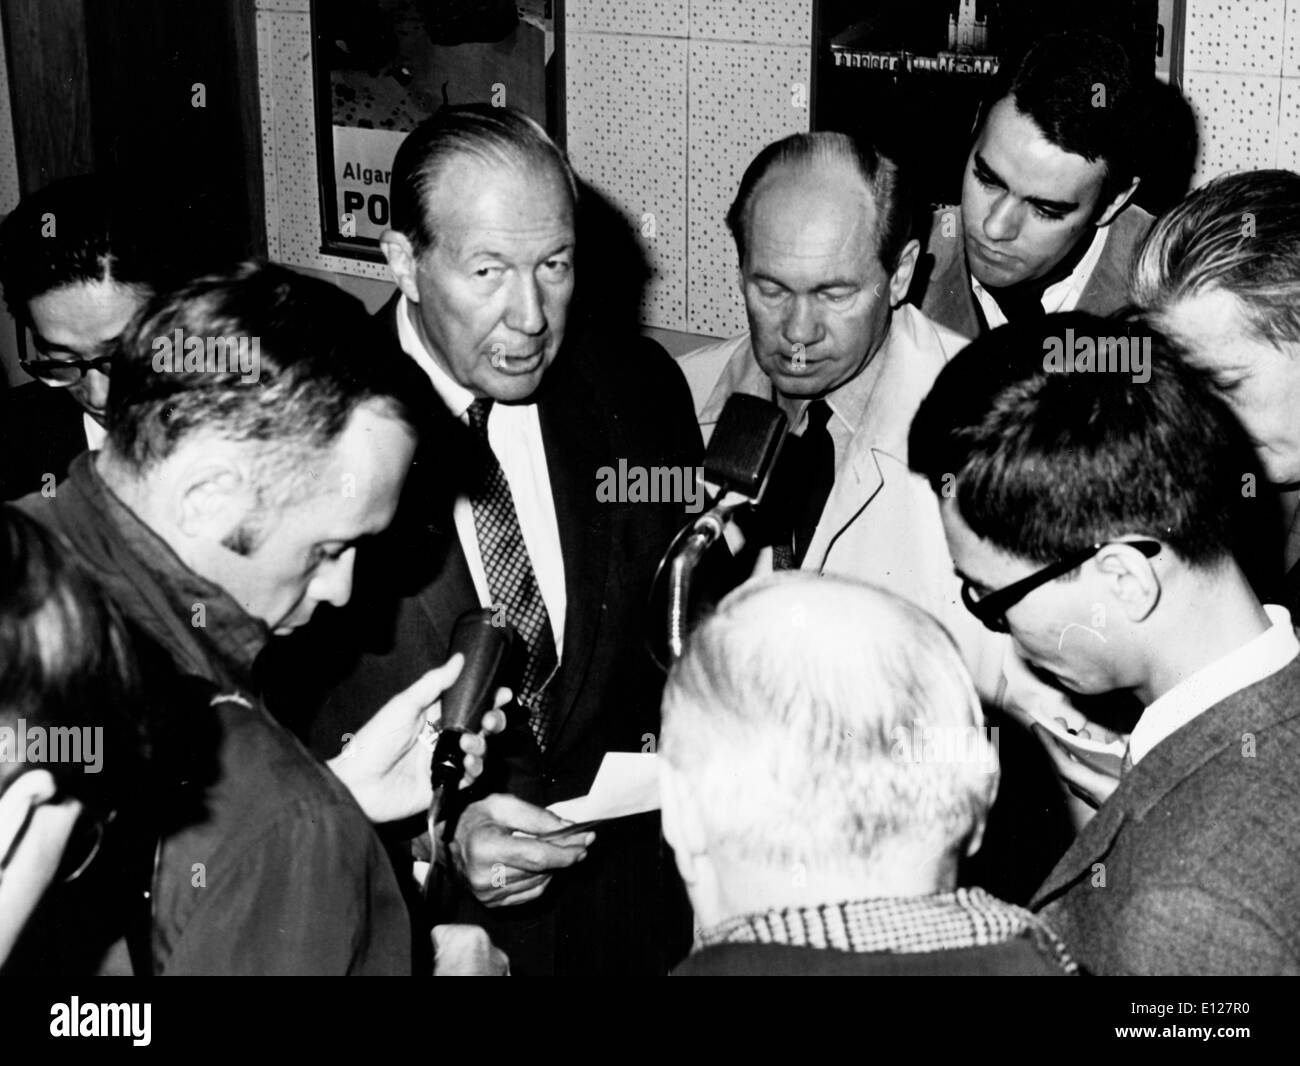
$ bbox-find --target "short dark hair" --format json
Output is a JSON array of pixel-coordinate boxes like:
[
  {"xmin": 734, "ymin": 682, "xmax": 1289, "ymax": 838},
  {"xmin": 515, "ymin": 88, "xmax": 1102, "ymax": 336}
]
[
  {"xmin": 389, "ymin": 103, "xmax": 577, "ymax": 257},
  {"xmin": 988, "ymin": 31, "xmax": 1143, "ymax": 204},
  {"xmin": 725, "ymin": 131, "xmax": 914, "ymax": 272},
  {"xmin": 105, "ymin": 261, "xmax": 426, "ymax": 512},
  {"xmin": 0, "ymin": 174, "xmax": 162, "ymax": 325},
  {"xmin": 0, "ymin": 506, "xmax": 147, "ymax": 815},
  {"xmin": 908, "ymin": 312, "xmax": 1261, "ymax": 571},
  {"xmin": 1133, "ymin": 169, "xmax": 1300, "ymax": 349}
]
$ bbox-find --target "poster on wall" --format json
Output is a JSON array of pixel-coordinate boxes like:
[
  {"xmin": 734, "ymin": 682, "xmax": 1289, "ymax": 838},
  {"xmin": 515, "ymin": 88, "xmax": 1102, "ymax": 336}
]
[{"xmin": 312, "ymin": 0, "xmax": 559, "ymax": 261}]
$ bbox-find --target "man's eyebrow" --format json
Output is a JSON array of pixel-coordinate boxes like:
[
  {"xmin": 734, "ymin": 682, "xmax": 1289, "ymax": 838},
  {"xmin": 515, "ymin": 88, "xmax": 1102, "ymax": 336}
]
[
  {"xmin": 972, "ymin": 152, "xmax": 1006, "ymax": 187},
  {"xmin": 748, "ymin": 274, "xmax": 859, "ymax": 292},
  {"xmin": 973, "ymin": 152, "xmax": 1079, "ymax": 214},
  {"xmin": 1026, "ymin": 194, "xmax": 1080, "ymax": 214}
]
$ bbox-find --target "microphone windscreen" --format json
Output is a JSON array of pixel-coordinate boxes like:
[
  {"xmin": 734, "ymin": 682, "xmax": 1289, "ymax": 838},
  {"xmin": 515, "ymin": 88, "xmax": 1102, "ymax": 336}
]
[{"xmin": 704, "ymin": 394, "xmax": 787, "ymax": 504}]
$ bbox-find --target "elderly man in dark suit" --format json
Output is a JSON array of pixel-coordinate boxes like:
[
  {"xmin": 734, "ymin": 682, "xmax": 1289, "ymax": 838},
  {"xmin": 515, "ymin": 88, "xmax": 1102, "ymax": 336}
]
[
  {"xmin": 276, "ymin": 105, "xmax": 702, "ymax": 975},
  {"xmin": 914, "ymin": 33, "xmax": 1152, "ymax": 339},
  {"xmin": 912, "ymin": 312, "xmax": 1300, "ymax": 975}
]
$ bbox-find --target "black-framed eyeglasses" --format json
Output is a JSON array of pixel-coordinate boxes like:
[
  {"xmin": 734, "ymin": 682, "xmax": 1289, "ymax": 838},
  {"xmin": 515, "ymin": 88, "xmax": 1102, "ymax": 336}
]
[
  {"xmin": 19, "ymin": 354, "xmax": 114, "ymax": 388},
  {"xmin": 961, "ymin": 540, "xmax": 1163, "ymax": 633}
]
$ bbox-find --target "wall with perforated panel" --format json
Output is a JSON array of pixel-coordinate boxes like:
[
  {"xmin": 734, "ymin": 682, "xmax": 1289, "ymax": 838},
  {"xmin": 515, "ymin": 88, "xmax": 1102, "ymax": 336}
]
[
  {"xmin": 566, "ymin": 0, "xmax": 812, "ymax": 338},
  {"xmin": 1183, "ymin": 0, "xmax": 1300, "ymax": 183}
]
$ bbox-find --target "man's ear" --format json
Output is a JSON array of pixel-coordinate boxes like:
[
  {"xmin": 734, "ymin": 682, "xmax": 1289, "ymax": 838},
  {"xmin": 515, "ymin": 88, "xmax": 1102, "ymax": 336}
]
[
  {"xmin": 380, "ymin": 229, "xmax": 421, "ymax": 303},
  {"xmin": 965, "ymin": 814, "xmax": 988, "ymax": 858},
  {"xmin": 887, "ymin": 238, "xmax": 921, "ymax": 307},
  {"xmin": 1094, "ymin": 176, "xmax": 1140, "ymax": 228},
  {"xmin": 1094, "ymin": 541, "xmax": 1161, "ymax": 623},
  {"xmin": 173, "ymin": 455, "xmax": 254, "ymax": 545},
  {"xmin": 660, "ymin": 760, "xmax": 708, "ymax": 886}
]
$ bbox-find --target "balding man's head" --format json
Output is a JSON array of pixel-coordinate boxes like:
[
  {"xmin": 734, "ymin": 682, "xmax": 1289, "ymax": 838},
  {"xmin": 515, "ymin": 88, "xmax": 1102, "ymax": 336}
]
[
  {"xmin": 728, "ymin": 134, "xmax": 922, "ymax": 400},
  {"xmin": 726, "ymin": 132, "xmax": 912, "ymax": 274},
  {"xmin": 660, "ymin": 574, "xmax": 997, "ymax": 918}
]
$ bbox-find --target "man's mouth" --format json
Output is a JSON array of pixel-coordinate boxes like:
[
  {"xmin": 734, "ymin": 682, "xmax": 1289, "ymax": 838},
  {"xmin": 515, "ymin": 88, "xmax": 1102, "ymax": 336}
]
[
  {"xmin": 968, "ymin": 239, "xmax": 1015, "ymax": 266},
  {"xmin": 490, "ymin": 348, "xmax": 546, "ymax": 375}
]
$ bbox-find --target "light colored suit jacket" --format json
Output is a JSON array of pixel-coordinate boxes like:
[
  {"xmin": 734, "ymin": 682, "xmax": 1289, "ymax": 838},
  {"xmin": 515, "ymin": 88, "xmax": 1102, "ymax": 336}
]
[{"xmin": 679, "ymin": 303, "xmax": 1004, "ymax": 697}]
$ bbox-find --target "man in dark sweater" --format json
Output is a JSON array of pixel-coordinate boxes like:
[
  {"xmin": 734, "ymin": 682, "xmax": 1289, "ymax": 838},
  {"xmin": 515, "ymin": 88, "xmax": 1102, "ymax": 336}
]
[
  {"xmin": 911, "ymin": 313, "xmax": 1300, "ymax": 975},
  {"xmin": 662, "ymin": 574, "xmax": 1075, "ymax": 977},
  {"xmin": 18, "ymin": 263, "xmax": 505, "ymax": 974}
]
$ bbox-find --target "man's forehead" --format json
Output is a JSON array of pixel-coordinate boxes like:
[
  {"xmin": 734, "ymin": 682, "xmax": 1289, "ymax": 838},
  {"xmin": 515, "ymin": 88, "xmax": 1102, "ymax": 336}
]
[
  {"xmin": 429, "ymin": 157, "xmax": 573, "ymax": 248},
  {"xmin": 976, "ymin": 98, "xmax": 1107, "ymax": 204},
  {"xmin": 747, "ymin": 161, "xmax": 877, "ymax": 270},
  {"xmin": 1160, "ymin": 289, "xmax": 1276, "ymax": 368}
]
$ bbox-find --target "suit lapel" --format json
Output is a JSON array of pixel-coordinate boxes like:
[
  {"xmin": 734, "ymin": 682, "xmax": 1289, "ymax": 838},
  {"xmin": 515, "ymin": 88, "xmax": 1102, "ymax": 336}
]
[
  {"xmin": 413, "ymin": 518, "xmax": 477, "ymax": 655},
  {"xmin": 537, "ymin": 356, "xmax": 612, "ymax": 749},
  {"xmin": 924, "ymin": 211, "xmax": 982, "ymax": 339},
  {"xmin": 1078, "ymin": 206, "xmax": 1153, "ymax": 316},
  {"xmin": 803, "ymin": 307, "xmax": 943, "ymax": 570},
  {"xmin": 1032, "ymin": 657, "xmax": 1300, "ymax": 908},
  {"xmin": 804, "ymin": 442, "xmax": 883, "ymax": 572}
]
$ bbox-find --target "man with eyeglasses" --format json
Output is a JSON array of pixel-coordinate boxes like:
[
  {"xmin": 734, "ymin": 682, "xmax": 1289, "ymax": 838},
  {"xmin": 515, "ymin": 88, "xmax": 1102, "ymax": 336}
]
[
  {"xmin": 910, "ymin": 311, "xmax": 1300, "ymax": 975},
  {"xmin": 0, "ymin": 175, "xmax": 161, "ymax": 500}
]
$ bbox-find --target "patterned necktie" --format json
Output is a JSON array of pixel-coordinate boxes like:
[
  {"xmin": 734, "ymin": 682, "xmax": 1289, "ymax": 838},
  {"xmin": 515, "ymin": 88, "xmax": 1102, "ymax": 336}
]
[{"xmin": 465, "ymin": 398, "xmax": 559, "ymax": 751}]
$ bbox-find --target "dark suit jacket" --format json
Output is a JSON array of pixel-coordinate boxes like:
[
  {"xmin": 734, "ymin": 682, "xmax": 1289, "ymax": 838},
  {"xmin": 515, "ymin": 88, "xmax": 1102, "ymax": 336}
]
[
  {"xmin": 673, "ymin": 936, "xmax": 1072, "ymax": 976},
  {"xmin": 267, "ymin": 294, "xmax": 703, "ymax": 975},
  {"xmin": 915, "ymin": 205, "xmax": 1154, "ymax": 338},
  {"xmin": 0, "ymin": 381, "xmax": 87, "ymax": 500},
  {"xmin": 1031, "ymin": 654, "xmax": 1300, "ymax": 975}
]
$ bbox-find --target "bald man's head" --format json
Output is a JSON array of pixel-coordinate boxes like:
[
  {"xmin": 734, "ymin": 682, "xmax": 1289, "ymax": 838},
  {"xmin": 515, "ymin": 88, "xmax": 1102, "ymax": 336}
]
[{"xmin": 661, "ymin": 574, "xmax": 998, "ymax": 880}]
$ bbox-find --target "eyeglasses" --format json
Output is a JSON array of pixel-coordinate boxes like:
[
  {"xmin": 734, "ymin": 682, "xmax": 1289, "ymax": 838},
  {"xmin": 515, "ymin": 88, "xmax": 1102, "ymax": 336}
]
[
  {"xmin": 19, "ymin": 354, "xmax": 114, "ymax": 388},
  {"xmin": 961, "ymin": 540, "xmax": 1162, "ymax": 633}
]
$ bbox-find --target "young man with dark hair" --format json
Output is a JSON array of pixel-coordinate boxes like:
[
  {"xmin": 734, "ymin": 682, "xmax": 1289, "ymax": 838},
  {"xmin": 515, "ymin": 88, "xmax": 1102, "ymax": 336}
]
[
  {"xmin": 910, "ymin": 311, "xmax": 1300, "ymax": 975},
  {"xmin": 916, "ymin": 32, "xmax": 1152, "ymax": 336}
]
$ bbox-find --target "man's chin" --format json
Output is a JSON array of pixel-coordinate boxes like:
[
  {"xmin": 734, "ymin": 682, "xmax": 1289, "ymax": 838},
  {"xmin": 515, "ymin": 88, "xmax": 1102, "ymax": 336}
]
[{"xmin": 480, "ymin": 365, "xmax": 549, "ymax": 403}]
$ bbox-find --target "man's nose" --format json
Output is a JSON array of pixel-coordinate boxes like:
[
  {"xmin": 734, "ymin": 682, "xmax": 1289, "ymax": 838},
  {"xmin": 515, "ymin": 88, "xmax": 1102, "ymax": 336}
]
[
  {"xmin": 311, "ymin": 547, "xmax": 356, "ymax": 609},
  {"xmin": 503, "ymin": 272, "xmax": 546, "ymax": 336},
  {"xmin": 982, "ymin": 193, "xmax": 1021, "ymax": 243},
  {"xmin": 782, "ymin": 295, "xmax": 823, "ymax": 347},
  {"xmin": 84, "ymin": 368, "xmax": 111, "ymax": 410}
]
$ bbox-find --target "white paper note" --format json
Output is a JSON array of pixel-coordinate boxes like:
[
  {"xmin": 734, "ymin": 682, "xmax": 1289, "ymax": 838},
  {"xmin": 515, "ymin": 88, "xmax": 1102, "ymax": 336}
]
[{"xmin": 548, "ymin": 752, "xmax": 660, "ymax": 824}]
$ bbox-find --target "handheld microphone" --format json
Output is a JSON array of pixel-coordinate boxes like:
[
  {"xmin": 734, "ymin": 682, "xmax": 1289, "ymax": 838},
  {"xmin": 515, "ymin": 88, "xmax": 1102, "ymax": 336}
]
[
  {"xmin": 429, "ymin": 608, "xmax": 514, "ymax": 793},
  {"xmin": 662, "ymin": 393, "xmax": 787, "ymax": 659}
]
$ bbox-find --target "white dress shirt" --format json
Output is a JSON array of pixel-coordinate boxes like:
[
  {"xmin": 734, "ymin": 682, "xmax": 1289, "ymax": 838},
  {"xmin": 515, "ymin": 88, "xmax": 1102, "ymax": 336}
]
[
  {"xmin": 84, "ymin": 412, "xmax": 107, "ymax": 451},
  {"xmin": 1129, "ymin": 604, "xmax": 1299, "ymax": 765},
  {"xmin": 971, "ymin": 224, "xmax": 1108, "ymax": 330},
  {"xmin": 395, "ymin": 295, "xmax": 566, "ymax": 653}
]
